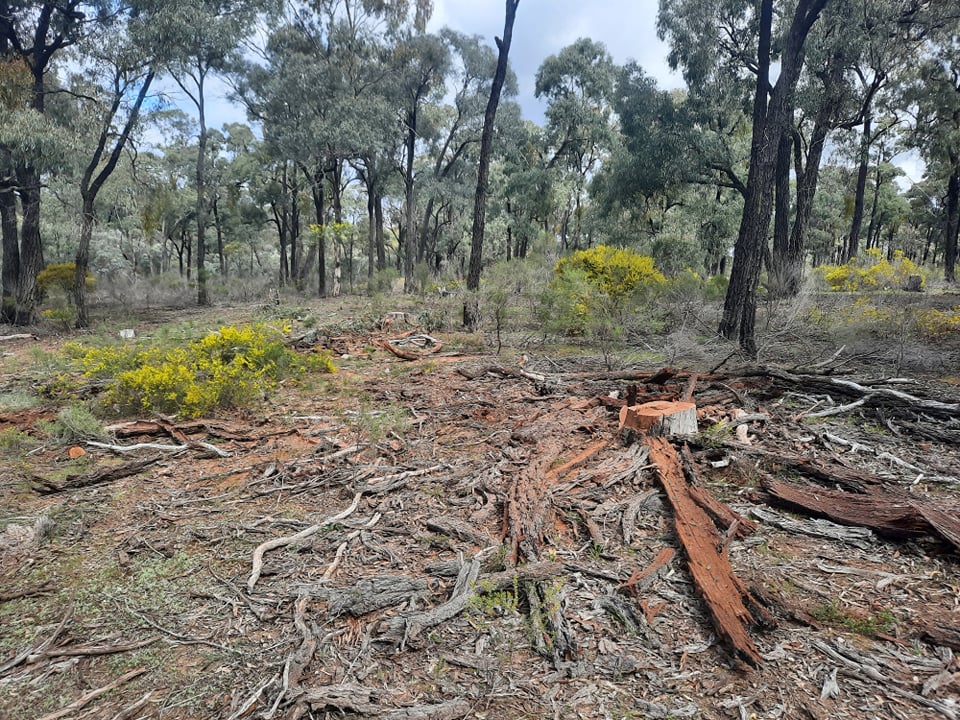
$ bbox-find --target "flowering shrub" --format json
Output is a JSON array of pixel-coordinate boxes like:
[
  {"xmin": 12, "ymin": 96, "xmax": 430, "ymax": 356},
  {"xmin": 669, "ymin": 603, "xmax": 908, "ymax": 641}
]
[
  {"xmin": 915, "ymin": 306, "xmax": 960, "ymax": 339},
  {"xmin": 817, "ymin": 249, "xmax": 925, "ymax": 292},
  {"xmin": 71, "ymin": 324, "xmax": 335, "ymax": 418}
]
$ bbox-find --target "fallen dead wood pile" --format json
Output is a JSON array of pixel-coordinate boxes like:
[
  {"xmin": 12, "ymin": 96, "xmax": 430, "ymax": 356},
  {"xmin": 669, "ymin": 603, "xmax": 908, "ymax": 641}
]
[{"xmin": 10, "ymin": 354, "xmax": 960, "ymax": 718}]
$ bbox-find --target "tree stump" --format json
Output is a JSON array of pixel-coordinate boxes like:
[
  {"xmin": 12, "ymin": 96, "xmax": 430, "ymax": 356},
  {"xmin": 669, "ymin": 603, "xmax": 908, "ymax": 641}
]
[{"xmin": 619, "ymin": 400, "xmax": 698, "ymax": 437}]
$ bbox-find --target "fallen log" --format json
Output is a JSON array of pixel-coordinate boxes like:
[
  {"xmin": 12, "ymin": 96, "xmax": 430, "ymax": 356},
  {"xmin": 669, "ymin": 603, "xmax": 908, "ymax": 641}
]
[
  {"xmin": 759, "ymin": 474, "xmax": 960, "ymax": 553},
  {"xmin": 646, "ymin": 437, "xmax": 775, "ymax": 668}
]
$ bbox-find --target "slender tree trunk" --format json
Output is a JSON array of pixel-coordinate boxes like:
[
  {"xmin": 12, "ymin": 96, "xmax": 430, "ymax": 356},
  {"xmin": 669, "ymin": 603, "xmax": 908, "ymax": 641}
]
[
  {"xmin": 464, "ymin": 0, "xmax": 519, "ymax": 329},
  {"xmin": 769, "ymin": 132, "xmax": 793, "ymax": 298},
  {"xmin": 847, "ymin": 114, "xmax": 872, "ymax": 262},
  {"xmin": 945, "ymin": 166, "xmax": 959, "ymax": 283},
  {"xmin": 0, "ymin": 180, "xmax": 19, "ymax": 324},
  {"xmin": 403, "ymin": 108, "xmax": 417, "ymax": 291},
  {"xmin": 366, "ymin": 186, "xmax": 376, "ymax": 280},
  {"xmin": 331, "ymin": 160, "xmax": 343, "ymax": 297},
  {"xmin": 14, "ymin": 165, "xmax": 43, "ymax": 325},
  {"xmin": 309, "ymin": 166, "xmax": 326, "ymax": 297},
  {"xmin": 865, "ymin": 154, "xmax": 883, "ymax": 251},
  {"xmin": 195, "ymin": 73, "xmax": 209, "ymax": 306},
  {"xmin": 374, "ymin": 190, "xmax": 386, "ymax": 272},
  {"xmin": 74, "ymin": 198, "xmax": 95, "ymax": 327},
  {"xmin": 213, "ymin": 198, "xmax": 227, "ymax": 278}
]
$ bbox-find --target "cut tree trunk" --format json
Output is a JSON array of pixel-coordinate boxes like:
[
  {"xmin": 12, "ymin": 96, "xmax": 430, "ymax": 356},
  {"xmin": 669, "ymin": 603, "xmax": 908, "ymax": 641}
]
[{"xmin": 619, "ymin": 401, "xmax": 697, "ymax": 437}]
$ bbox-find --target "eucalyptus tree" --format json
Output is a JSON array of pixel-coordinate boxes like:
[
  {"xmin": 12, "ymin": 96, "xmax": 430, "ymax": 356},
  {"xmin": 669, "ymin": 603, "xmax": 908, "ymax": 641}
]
[
  {"xmin": 394, "ymin": 31, "xmax": 450, "ymax": 289},
  {"xmin": 0, "ymin": 0, "xmax": 90, "ymax": 324},
  {"xmin": 417, "ymin": 28, "xmax": 506, "ymax": 272},
  {"xmin": 463, "ymin": 0, "xmax": 519, "ymax": 329},
  {"xmin": 660, "ymin": 0, "xmax": 829, "ymax": 355},
  {"xmin": 534, "ymin": 37, "xmax": 616, "ymax": 251},
  {"xmin": 909, "ymin": 22, "xmax": 960, "ymax": 282},
  {"xmin": 142, "ymin": 0, "xmax": 266, "ymax": 306},
  {"xmin": 68, "ymin": 9, "xmax": 155, "ymax": 327}
]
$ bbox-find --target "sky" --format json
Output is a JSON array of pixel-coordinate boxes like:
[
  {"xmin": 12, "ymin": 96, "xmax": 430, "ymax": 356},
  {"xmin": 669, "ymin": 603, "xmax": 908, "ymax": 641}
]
[{"xmin": 427, "ymin": 0, "xmax": 683, "ymax": 121}]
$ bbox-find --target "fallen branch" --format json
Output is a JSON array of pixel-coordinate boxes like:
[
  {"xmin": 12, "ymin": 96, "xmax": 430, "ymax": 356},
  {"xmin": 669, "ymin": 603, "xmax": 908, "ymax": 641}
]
[
  {"xmin": 381, "ymin": 700, "xmax": 472, "ymax": 720},
  {"xmin": 247, "ymin": 492, "xmax": 363, "ymax": 592},
  {"xmin": 36, "ymin": 667, "xmax": 146, "ymax": 720},
  {"xmin": 32, "ymin": 456, "xmax": 162, "ymax": 494}
]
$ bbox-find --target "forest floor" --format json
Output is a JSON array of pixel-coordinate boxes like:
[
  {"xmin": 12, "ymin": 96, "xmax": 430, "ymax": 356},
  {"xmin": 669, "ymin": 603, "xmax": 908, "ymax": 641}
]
[{"xmin": 1, "ymin": 294, "xmax": 960, "ymax": 720}]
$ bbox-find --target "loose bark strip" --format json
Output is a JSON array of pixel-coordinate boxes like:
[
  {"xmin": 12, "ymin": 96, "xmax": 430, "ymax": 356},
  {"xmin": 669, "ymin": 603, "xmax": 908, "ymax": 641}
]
[
  {"xmin": 646, "ymin": 436, "xmax": 774, "ymax": 668},
  {"xmin": 32, "ymin": 455, "xmax": 162, "ymax": 494},
  {"xmin": 619, "ymin": 547, "xmax": 676, "ymax": 596},
  {"xmin": 247, "ymin": 492, "xmax": 363, "ymax": 592},
  {"xmin": 680, "ymin": 446, "xmax": 758, "ymax": 539},
  {"xmin": 36, "ymin": 667, "xmax": 146, "ymax": 720},
  {"xmin": 300, "ymin": 684, "xmax": 381, "ymax": 714},
  {"xmin": 0, "ymin": 582, "xmax": 56, "ymax": 602},
  {"xmin": 425, "ymin": 516, "xmax": 492, "ymax": 546},
  {"xmin": 28, "ymin": 636, "xmax": 158, "ymax": 662}
]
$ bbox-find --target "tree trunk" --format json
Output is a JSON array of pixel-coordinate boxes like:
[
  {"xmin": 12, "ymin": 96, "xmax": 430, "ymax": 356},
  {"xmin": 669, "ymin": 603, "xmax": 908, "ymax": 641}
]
[
  {"xmin": 846, "ymin": 114, "xmax": 872, "ymax": 262},
  {"xmin": 0, "ymin": 179, "xmax": 19, "ymax": 324},
  {"xmin": 374, "ymin": 190, "xmax": 386, "ymax": 272},
  {"xmin": 719, "ymin": 0, "xmax": 826, "ymax": 356},
  {"xmin": 464, "ymin": 0, "xmax": 520, "ymax": 329},
  {"xmin": 310, "ymin": 167, "xmax": 326, "ymax": 297},
  {"xmin": 769, "ymin": 132, "xmax": 793, "ymax": 298},
  {"xmin": 865, "ymin": 154, "xmax": 883, "ymax": 251},
  {"xmin": 945, "ymin": 167, "xmax": 959, "ymax": 283},
  {"xmin": 14, "ymin": 165, "xmax": 43, "ymax": 325},
  {"xmin": 403, "ymin": 108, "xmax": 417, "ymax": 291},
  {"xmin": 74, "ymin": 198, "xmax": 95, "ymax": 328},
  {"xmin": 195, "ymin": 75, "xmax": 209, "ymax": 307},
  {"xmin": 213, "ymin": 197, "xmax": 227, "ymax": 279}
]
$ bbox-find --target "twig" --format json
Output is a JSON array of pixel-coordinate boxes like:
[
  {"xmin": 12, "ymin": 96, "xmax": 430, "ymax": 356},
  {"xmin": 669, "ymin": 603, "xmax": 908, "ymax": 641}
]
[
  {"xmin": 247, "ymin": 492, "xmax": 363, "ymax": 592},
  {"xmin": 36, "ymin": 667, "xmax": 146, "ymax": 720},
  {"xmin": 225, "ymin": 673, "xmax": 280, "ymax": 720},
  {"xmin": 108, "ymin": 690, "xmax": 154, "ymax": 720},
  {"xmin": 0, "ymin": 606, "xmax": 72, "ymax": 674}
]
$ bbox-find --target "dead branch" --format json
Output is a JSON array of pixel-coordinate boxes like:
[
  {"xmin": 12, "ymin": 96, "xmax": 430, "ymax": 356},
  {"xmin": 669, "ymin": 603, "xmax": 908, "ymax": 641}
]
[
  {"xmin": 0, "ymin": 605, "xmax": 72, "ymax": 674},
  {"xmin": 36, "ymin": 667, "xmax": 146, "ymax": 720},
  {"xmin": 247, "ymin": 492, "xmax": 363, "ymax": 592},
  {"xmin": 32, "ymin": 455, "xmax": 162, "ymax": 494},
  {"xmin": 380, "ymin": 700, "xmax": 472, "ymax": 720},
  {"xmin": 27, "ymin": 636, "xmax": 158, "ymax": 663}
]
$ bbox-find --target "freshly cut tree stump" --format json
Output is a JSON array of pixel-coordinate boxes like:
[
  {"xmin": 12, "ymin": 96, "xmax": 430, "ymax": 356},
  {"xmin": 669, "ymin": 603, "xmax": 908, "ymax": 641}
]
[{"xmin": 619, "ymin": 401, "xmax": 698, "ymax": 437}]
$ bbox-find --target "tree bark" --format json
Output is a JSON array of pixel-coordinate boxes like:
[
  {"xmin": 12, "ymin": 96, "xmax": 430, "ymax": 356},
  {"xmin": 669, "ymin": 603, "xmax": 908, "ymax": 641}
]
[
  {"xmin": 403, "ymin": 107, "xmax": 417, "ymax": 291},
  {"xmin": 463, "ymin": 0, "xmax": 519, "ymax": 329},
  {"xmin": 769, "ymin": 132, "xmax": 793, "ymax": 298},
  {"xmin": 14, "ymin": 165, "xmax": 43, "ymax": 325},
  {"xmin": 195, "ymin": 70, "xmax": 209, "ymax": 307}
]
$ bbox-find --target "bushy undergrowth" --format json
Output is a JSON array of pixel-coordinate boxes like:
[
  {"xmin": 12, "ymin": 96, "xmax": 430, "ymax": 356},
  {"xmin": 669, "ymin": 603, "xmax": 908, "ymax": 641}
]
[
  {"xmin": 816, "ymin": 248, "xmax": 925, "ymax": 292},
  {"xmin": 541, "ymin": 245, "xmax": 666, "ymax": 338},
  {"xmin": 66, "ymin": 324, "xmax": 335, "ymax": 418}
]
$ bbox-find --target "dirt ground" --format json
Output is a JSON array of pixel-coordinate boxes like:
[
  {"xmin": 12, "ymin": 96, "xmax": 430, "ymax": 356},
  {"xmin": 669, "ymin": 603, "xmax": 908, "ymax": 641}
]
[{"xmin": 1, "ymin": 297, "xmax": 959, "ymax": 720}]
